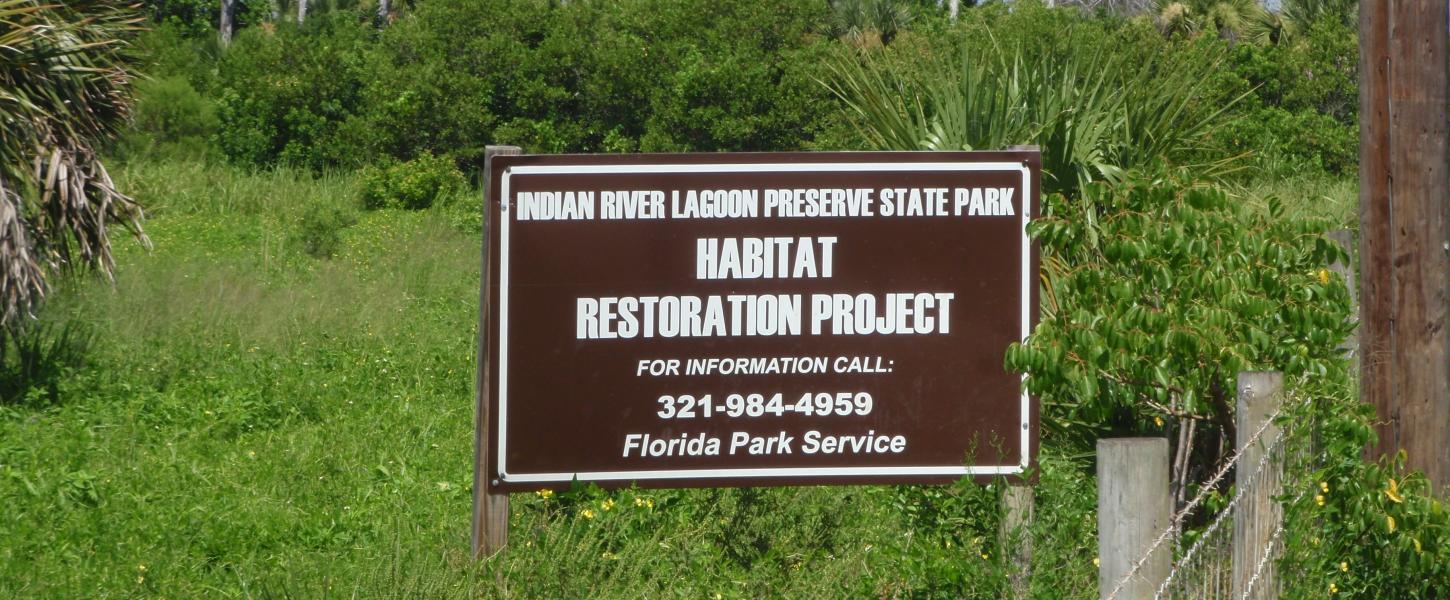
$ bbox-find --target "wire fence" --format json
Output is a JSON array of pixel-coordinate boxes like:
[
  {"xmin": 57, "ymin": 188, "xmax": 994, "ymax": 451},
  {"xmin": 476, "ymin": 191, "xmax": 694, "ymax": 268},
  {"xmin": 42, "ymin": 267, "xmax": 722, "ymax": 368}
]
[{"xmin": 1106, "ymin": 383, "xmax": 1312, "ymax": 600}]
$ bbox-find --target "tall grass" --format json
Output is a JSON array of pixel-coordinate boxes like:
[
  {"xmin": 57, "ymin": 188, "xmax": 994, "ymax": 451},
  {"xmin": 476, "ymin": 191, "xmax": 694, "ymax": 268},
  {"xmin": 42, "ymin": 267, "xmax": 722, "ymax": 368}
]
[{"xmin": 1, "ymin": 159, "xmax": 1105, "ymax": 598}]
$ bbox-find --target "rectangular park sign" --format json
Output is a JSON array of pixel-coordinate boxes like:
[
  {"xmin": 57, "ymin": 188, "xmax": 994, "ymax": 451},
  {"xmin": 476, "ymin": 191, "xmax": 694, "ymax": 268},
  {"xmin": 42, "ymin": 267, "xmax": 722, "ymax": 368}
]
[{"xmin": 481, "ymin": 151, "xmax": 1039, "ymax": 492}]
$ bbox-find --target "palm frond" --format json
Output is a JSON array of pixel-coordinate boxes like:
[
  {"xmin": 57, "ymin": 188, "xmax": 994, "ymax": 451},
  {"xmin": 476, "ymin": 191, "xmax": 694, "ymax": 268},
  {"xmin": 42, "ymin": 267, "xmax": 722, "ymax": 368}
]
[{"xmin": 0, "ymin": 1, "xmax": 148, "ymax": 327}]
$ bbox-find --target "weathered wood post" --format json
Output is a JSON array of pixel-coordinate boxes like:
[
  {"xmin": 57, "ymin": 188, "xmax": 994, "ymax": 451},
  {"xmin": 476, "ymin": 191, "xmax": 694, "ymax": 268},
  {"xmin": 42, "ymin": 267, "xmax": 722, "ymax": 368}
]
[
  {"xmin": 1098, "ymin": 438, "xmax": 1170, "ymax": 600},
  {"xmin": 1358, "ymin": 0, "xmax": 1450, "ymax": 494},
  {"xmin": 1001, "ymin": 485, "xmax": 1034, "ymax": 599},
  {"xmin": 1326, "ymin": 230, "xmax": 1358, "ymax": 372},
  {"xmin": 473, "ymin": 145, "xmax": 521, "ymax": 559},
  {"xmin": 1001, "ymin": 142, "xmax": 1038, "ymax": 599},
  {"xmin": 1232, "ymin": 372, "xmax": 1284, "ymax": 600}
]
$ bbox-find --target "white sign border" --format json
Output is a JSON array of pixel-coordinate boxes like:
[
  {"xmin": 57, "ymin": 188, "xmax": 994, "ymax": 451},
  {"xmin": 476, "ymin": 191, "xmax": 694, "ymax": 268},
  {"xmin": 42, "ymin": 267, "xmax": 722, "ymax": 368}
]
[{"xmin": 497, "ymin": 160, "xmax": 1033, "ymax": 484}]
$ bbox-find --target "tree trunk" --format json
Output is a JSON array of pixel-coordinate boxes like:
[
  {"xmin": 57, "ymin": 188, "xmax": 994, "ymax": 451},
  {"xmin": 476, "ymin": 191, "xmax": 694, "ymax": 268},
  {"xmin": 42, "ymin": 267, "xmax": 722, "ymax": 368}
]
[
  {"xmin": 219, "ymin": 0, "xmax": 235, "ymax": 46},
  {"xmin": 378, "ymin": 0, "xmax": 391, "ymax": 22},
  {"xmin": 948, "ymin": 0, "xmax": 959, "ymax": 21},
  {"xmin": 298, "ymin": 0, "xmax": 308, "ymax": 23}
]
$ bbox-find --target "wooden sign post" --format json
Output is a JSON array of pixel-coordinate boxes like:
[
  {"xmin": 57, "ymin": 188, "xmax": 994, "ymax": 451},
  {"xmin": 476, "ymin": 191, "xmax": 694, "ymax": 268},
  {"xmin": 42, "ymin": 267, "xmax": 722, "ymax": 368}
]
[{"xmin": 473, "ymin": 145, "xmax": 520, "ymax": 558}]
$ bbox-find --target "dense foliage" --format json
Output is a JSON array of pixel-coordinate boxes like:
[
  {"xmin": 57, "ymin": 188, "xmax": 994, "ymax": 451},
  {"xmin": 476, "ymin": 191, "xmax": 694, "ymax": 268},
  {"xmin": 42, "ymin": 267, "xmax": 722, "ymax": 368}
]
[
  {"xmin": 5, "ymin": 0, "xmax": 1438, "ymax": 597},
  {"xmin": 127, "ymin": 0, "xmax": 1360, "ymax": 183},
  {"xmin": 187, "ymin": 0, "xmax": 846, "ymax": 173},
  {"xmin": 1008, "ymin": 176, "xmax": 1352, "ymax": 446},
  {"xmin": 828, "ymin": 6, "xmax": 1243, "ymax": 197},
  {"xmin": 1279, "ymin": 386, "xmax": 1450, "ymax": 599}
]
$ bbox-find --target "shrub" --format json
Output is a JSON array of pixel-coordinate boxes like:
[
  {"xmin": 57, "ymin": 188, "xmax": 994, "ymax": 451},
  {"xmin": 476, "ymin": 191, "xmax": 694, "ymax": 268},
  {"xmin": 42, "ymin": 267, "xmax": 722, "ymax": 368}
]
[
  {"xmin": 358, "ymin": 152, "xmax": 465, "ymax": 211},
  {"xmin": 213, "ymin": 14, "xmax": 369, "ymax": 170},
  {"xmin": 1007, "ymin": 174, "xmax": 1352, "ymax": 450},
  {"xmin": 827, "ymin": 6, "xmax": 1241, "ymax": 197},
  {"xmin": 119, "ymin": 75, "xmax": 220, "ymax": 159},
  {"xmin": 1279, "ymin": 386, "xmax": 1450, "ymax": 599},
  {"xmin": 0, "ymin": 321, "xmax": 94, "ymax": 407},
  {"xmin": 1207, "ymin": 18, "xmax": 1358, "ymax": 176},
  {"xmin": 130, "ymin": 21, "xmax": 219, "ymax": 91},
  {"xmin": 335, "ymin": 0, "xmax": 838, "ymax": 171},
  {"xmin": 290, "ymin": 203, "xmax": 357, "ymax": 259}
]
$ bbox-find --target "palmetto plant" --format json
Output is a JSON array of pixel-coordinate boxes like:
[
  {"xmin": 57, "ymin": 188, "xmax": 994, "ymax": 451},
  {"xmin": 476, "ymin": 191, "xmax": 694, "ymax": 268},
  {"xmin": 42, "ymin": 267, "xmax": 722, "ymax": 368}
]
[
  {"xmin": 1280, "ymin": 0, "xmax": 1357, "ymax": 33},
  {"xmin": 825, "ymin": 37, "xmax": 1244, "ymax": 199},
  {"xmin": 0, "ymin": 1, "xmax": 149, "ymax": 328},
  {"xmin": 1154, "ymin": 0, "xmax": 1265, "ymax": 40},
  {"xmin": 829, "ymin": 0, "xmax": 915, "ymax": 48}
]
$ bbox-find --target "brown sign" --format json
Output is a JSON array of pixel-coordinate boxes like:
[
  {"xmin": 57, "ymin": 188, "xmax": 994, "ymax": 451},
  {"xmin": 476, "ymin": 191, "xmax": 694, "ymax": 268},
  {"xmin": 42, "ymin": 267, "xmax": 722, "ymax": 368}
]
[{"xmin": 482, "ymin": 151, "xmax": 1039, "ymax": 492}]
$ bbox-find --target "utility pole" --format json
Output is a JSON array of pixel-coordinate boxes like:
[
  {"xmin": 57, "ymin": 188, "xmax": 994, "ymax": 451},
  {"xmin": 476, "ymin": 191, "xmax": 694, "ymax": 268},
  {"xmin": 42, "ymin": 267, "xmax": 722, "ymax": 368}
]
[{"xmin": 1358, "ymin": 1, "xmax": 1450, "ymax": 494}]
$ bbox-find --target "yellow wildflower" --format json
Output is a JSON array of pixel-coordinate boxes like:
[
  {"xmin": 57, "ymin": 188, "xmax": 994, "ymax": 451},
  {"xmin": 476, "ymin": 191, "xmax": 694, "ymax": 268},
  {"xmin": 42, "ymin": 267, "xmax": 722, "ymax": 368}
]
[
  {"xmin": 1319, "ymin": 269, "xmax": 1331, "ymax": 285},
  {"xmin": 1321, "ymin": 481, "xmax": 1329, "ymax": 493},
  {"xmin": 1154, "ymin": 416, "xmax": 1164, "ymax": 428},
  {"xmin": 1339, "ymin": 561, "xmax": 1348, "ymax": 572},
  {"xmin": 1414, "ymin": 538, "xmax": 1423, "ymax": 553},
  {"xmin": 580, "ymin": 508, "xmax": 595, "ymax": 520},
  {"xmin": 980, "ymin": 553, "xmax": 990, "ymax": 560},
  {"xmin": 1387, "ymin": 515, "xmax": 1396, "ymax": 533},
  {"xmin": 1315, "ymin": 494, "xmax": 1325, "ymax": 507},
  {"xmin": 601, "ymin": 498, "xmax": 615, "ymax": 511},
  {"xmin": 601, "ymin": 551, "xmax": 618, "ymax": 561},
  {"xmin": 1386, "ymin": 478, "xmax": 1404, "ymax": 503},
  {"xmin": 1330, "ymin": 582, "xmax": 1339, "ymax": 594},
  {"xmin": 1093, "ymin": 557, "xmax": 1101, "ymax": 568},
  {"xmin": 536, "ymin": 489, "xmax": 554, "ymax": 500}
]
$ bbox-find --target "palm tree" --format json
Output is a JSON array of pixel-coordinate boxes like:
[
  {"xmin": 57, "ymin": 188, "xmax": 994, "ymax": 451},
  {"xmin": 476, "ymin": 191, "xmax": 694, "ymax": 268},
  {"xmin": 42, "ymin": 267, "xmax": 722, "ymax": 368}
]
[
  {"xmin": 1154, "ymin": 0, "xmax": 1266, "ymax": 41},
  {"xmin": 1281, "ymin": 0, "xmax": 1357, "ymax": 33},
  {"xmin": 829, "ymin": 0, "xmax": 914, "ymax": 48},
  {"xmin": 0, "ymin": 1, "xmax": 149, "ymax": 329}
]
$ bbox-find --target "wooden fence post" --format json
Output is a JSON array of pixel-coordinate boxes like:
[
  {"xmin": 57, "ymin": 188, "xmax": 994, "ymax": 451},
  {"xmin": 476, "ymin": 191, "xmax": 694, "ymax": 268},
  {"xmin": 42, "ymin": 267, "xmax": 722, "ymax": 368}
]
[
  {"xmin": 1001, "ymin": 485, "xmax": 1033, "ymax": 599},
  {"xmin": 473, "ymin": 145, "xmax": 521, "ymax": 559},
  {"xmin": 1097, "ymin": 438, "xmax": 1170, "ymax": 600},
  {"xmin": 1232, "ymin": 371, "xmax": 1284, "ymax": 600},
  {"xmin": 1326, "ymin": 230, "xmax": 1359, "ymax": 373}
]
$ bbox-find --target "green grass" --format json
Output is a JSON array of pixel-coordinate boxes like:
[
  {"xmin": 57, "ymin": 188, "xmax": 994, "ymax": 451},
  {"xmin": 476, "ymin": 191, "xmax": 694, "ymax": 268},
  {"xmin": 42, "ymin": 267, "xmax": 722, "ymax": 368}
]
[
  {"xmin": 1, "ymin": 159, "xmax": 1110, "ymax": 598},
  {"xmin": 1235, "ymin": 175, "xmax": 1358, "ymax": 228},
  {"xmin": 0, "ymin": 157, "xmax": 1363, "ymax": 597}
]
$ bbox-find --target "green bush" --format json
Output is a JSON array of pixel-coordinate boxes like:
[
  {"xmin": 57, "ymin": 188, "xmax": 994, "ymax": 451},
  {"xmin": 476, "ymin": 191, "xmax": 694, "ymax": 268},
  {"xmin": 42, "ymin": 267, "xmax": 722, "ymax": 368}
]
[
  {"xmin": 0, "ymin": 322, "xmax": 93, "ymax": 407},
  {"xmin": 290, "ymin": 203, "xmax": 357, "ymax": 259},
  {"xmin": 320, "ymin": 0, "xmax": 839, "ymax": 170},
  {"xmin": 130, "ymin": 21, "xmax": 219, "ymax": 91},
  {"xmin": 358, "ymin": 153, "xmax": 465, "ymax": 211},
  {"xmin": 119, "ymin": 75, "xmax": 219, "ymax": 159},
  {"xmin": 1208, "ymin": 18, "xmax": 1359, "ymax": 176},
  {"xmin": 213, "ymin": 14, "xmax": 369, "ymax": 170},
  {"xmin": 1007, "ymin": 173, "xmax": 1352, "ymax": 446},
  {"xmin": 1280, "ymin": 387, "xmax": 1450, "ymax": 599}
]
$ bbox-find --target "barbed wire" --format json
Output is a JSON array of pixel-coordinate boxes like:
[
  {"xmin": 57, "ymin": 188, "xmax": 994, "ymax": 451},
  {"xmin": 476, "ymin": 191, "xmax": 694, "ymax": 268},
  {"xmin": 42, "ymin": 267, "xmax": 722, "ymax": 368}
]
[{"xmin": 1105, "ymin": 387, "xmax": 1300, "ymax": 600}]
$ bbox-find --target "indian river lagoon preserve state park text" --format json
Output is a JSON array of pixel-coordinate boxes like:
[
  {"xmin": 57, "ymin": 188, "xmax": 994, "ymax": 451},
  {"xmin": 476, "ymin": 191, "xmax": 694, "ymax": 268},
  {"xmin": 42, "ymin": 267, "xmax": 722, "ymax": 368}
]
[{"xmin": 483, "ymin": 151, "xmax": 1040, "ymax": 492}]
